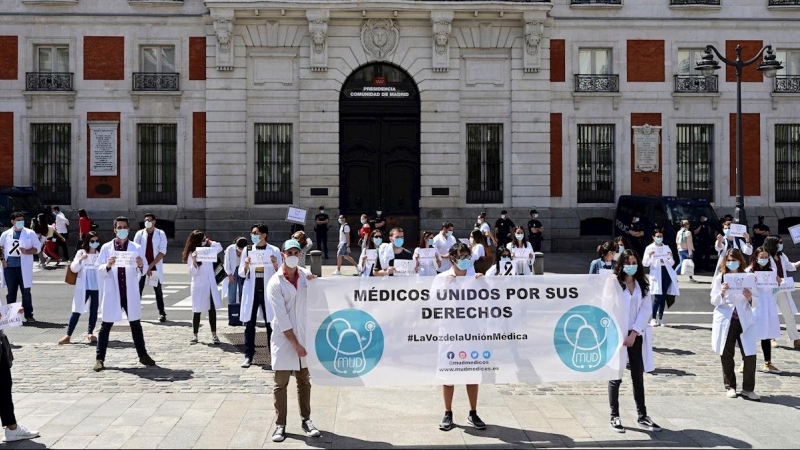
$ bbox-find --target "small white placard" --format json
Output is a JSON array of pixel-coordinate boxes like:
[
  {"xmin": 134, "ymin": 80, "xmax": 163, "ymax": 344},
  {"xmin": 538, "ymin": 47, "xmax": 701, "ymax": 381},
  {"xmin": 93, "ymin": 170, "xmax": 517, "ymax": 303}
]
[
  {"xmin": 730, "ymin": 224, "xmax": 747, "ymax": 238},
  {"xmin": 0, "ymin": 304, "xmax": 23, "ymax": 331},
  {"xmin": 459, "ymin": 238, "xmax": 470, "ymax": 245},
  {"xmin": 112, "ymin": 251, "xmax": 137, "ymax": 269},
  {"xmin": 86, "ymin": 254, "xmax": 98, "ymax": 267},
  {"xmin": 511, "ymin": 248, "xmax": 530, "ymax": 260},
  {"xmin": 146, "ymin": 275, "xmax": 159, "ymax": 287},
  {"xmin": 416, "ymin": 248, "xmax": 436, "ymax": 261},
  {"xmin": 780, "ymin": 278, "xmax": 796, "ymax": 292},
  {"xmin": 248, "ymin": 250, "xmax": 272, "ymax": 267},
  {"xmin": 723, "ymin": 273, "xmax": 756, "ymax": 292},
  {"xmin": 286, "ymin": 206, "xmax": 307, "ymax": 225},
  {"xmin": 755, "ymin": 271, "xmax": 779, "ymax": 288},
  {"xmin": 789, "ymin": 224, "xmax": 800, "ymax": 245},
  {"xmin": 196, "ymin": 247, "xmax": 218, "ymax": 263},
  {"xmin": 393, "ymin": 259, "xmax": 412, "ymax": 275}
]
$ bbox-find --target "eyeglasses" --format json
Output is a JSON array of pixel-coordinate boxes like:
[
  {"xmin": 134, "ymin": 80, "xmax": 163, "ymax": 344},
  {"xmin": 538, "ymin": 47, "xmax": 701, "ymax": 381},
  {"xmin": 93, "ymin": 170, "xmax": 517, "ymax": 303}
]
[
  {"xmin": 456, "ymin": 255, "xmax": 471, "ymax": 261},
  {"xmin": 89, "ymin": 240, "xmax": 100, "ymax": 244}
]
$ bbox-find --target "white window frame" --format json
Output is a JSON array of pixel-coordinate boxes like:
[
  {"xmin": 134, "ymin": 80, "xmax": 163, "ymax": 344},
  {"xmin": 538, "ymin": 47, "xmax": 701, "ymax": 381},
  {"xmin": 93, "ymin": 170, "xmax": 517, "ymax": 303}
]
[
  {"xmin": 578, "ymin": 48, "xmax": 612, "ymax": 75},
  {"xmin": 140, "ymin": 45, "xmax": 177, "ymax": 73},
  {"xmin": 676, "ymin": 48, "xmax": 707, "ymax": 75},
  {"xmin": 776, "ymin": 50, "xmax": 800, "ymax": 76},
  {"xmin": 25, "ymin": 38, "xmax": 76, "ymax": 74},
  {"xmin": 34, "ymin": 45, "xmax": 70, "ymax": 73}
]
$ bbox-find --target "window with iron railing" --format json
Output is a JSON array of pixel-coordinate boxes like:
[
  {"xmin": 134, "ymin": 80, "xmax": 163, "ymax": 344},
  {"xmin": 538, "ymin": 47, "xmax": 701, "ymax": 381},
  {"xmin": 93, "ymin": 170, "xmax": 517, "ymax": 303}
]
[
  {"xmin": 28, "ymin": 45, "xmax": 73, "ymax": 91},
  {"xmin": 466, "ymin": 124, "xmax": 503, "ymax": 204},
  {"xmin": 676, "ymin": 125, "xmax": 714, "ymax": 200},
  {"xmin": 138, "ymin": 124, "xmax": 177, "ymax": 205},
  {"xmin": 670, "ymin": 0, "xmax": 720, "ymax": 5},
  {"xmin": 774, "ymin": 50, "xmax": 800, "ymax": 93},
  {"xmin": 31, "ymin": 123, "xmax": 71, "ymax": 205},
  {"xmin": 674, "ymin": 48, "xmax": 718, "ymax": 93},
  {"xmin": 134, "ymin": 46, "xmax": 179, "ymax": 91},
  {"xmin": 775, "ymin": 124, "xmax": 800, "ymax": 202},
  {"xmin": 577, "ymin": 124, "xmax": 615, "ymax": 203},
  {"xmin": 572, "ymin": 0, "xmax": 622, "ymax": 4},
  {"xmin": 576, "ymin": 48, "xmax": 618, "ymax": 92},
  {"xmin": 769, "ymin": 0, "xmax": 800, "ymax": 6},
  {"xmin": 255, "ymin": 124, "xmax": 293, "ymax": 205}
]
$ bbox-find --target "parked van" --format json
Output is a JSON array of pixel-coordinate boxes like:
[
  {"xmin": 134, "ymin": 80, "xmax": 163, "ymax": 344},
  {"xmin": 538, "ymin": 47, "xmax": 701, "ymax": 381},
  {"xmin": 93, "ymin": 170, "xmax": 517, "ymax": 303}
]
[
  {"xmin": 614, "ymin": 195, "xmax": 720, "ymax": 256},
  {"xmin": 0, "ymin": 186, "xmax": 48, "ymax": 230}
]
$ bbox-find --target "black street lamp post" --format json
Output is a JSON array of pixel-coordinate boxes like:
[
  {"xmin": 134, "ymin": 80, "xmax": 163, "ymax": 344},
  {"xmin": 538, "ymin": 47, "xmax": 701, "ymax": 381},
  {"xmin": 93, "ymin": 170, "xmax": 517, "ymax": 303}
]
[{"xmin": 695, "ymin": 44, "xmax": 782, "ymax": 228}]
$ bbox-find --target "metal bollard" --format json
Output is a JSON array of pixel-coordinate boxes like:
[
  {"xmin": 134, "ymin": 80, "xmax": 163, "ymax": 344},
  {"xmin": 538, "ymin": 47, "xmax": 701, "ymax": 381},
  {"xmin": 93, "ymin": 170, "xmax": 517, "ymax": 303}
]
[
  {"xmin": 533, "ymin": 252, "xmax": 544, "ymax": 275},
  {"xmin": 310, "ymin": 250, "xmax": 323, "ymax": 277}
]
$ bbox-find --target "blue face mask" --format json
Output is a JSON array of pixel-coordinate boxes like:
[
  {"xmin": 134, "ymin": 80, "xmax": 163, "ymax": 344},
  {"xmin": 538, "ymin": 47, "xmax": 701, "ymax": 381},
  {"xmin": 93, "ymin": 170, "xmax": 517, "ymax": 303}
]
[
  {"xmin": 724, "ymin": 229, "xmax": 731, "ymax": 236},
  {"xmin": 116, "ymin": 229, "xmax": 129, "ymax": 240},
  {"xmin": 757, "ymin": 258, "xmax": 770, "ymax": 267},
  {"xmin": 89, "ymin": 242, "xmax": 100, "ymax": 249},
  {"xmin": 374, "ymin": 238, "xmax": 383, "ymax": 246},
  {"xmin": 251, "ymin": 234, "xmax": 261, "ymax": 245},
  {"xmin": 456, "ymin": 258, "xmax": 472, "ymax": 271},
  {"xmin": 655, "ymin": 238, "xmax": 663, "ymax": 244},
  {"xmin": 779, "ymin": 244, "xmax": 784, "ymax": 252},
  {"xmin": 726, "ymin": 261, "xmax": 740, "ymax": 271},
  {"xmin": 393, "ymin": 238, "xmax": 404, "ymax": 248},
  {"xmin": 623, "ymin": 265, "xmax": 638, "ymax": 276},
  {"xmin": 446, "ymin": 231, "xmax": 453, "ymax": 238},
  {"xmin": 617, "ymin": 246, "xmax": 625, "ymax": 253},
  {"xmin": 201, "ymin": 240, "xmax": 207, "ymax": 247},
  {"xmin": 427, "ymin": 238, "xmax": 434, "ymax": 246},
  {"xmin": 14, "ymin": 220, "xmax": 24, "ymax": 229}
]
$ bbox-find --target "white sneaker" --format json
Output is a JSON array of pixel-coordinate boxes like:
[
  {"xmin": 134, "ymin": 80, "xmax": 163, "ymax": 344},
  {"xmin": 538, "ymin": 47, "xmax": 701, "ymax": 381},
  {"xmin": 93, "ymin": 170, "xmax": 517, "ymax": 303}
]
[
  {"xmin": 726, "ymin": 389, "xmax": 738, "ymax": 399},
  {"xmin": 331, "ymin": 270, "xmax": 341, "ymax": 275},
  {"xmin": 658, "ymin": 318, "xmax": 666, "ymax": 327},
  {"xmin": 4, "ymin": 425, "xmax": 40, "ymax": 442},
  {"xmin": 649, "ymin": 319, "xmax": 658, "ymax": 327}
]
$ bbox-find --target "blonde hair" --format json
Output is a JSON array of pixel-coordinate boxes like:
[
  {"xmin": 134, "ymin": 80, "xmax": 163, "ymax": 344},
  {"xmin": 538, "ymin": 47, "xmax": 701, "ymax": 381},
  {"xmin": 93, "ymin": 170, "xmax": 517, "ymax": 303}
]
[{"xmin": 682, "ymin": 220, "xmax": 690, "ymax": 227}]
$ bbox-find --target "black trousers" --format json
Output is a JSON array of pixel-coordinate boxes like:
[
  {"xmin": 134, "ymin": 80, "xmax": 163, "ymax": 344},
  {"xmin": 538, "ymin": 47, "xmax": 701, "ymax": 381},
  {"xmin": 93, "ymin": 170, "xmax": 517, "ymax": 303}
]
[
  {"xmin": 608, "ymin": 335, "xmax": 646, "ymax": 419},
  {"xmin": 193, "ymin": 300, "xmax": 217, "ymax": 334},
  {"xmin": 96, "ymin": 299, "xmax": 148, "ymax": 362},
  {"xmin": 724, "ymin": 318, "xmax": 756, "ymax": 392},
  {"xmin": 244, "ymin": 292, "xmax": 272, "ymax": 359},
  {"xmin": 56, "ymin": 232, "xmax": 70, "ymax": 260},
  {"xmin": 316, "ymin": 230, "xmax": 328, "ymax": 258},
  {"xmin": 530, "ymin": 234, "xmax": 543, "ymax": 252},
  {"xmin": 138, "ymin": 276, "xmax": 165, "ymax": 315},
  {"xmin": 695, "ymin": 241, "xmax": 711, "ymax": 270},
  {"xmin": 0, "ymin": 356, "xmax": 15, "ymax": 427}
]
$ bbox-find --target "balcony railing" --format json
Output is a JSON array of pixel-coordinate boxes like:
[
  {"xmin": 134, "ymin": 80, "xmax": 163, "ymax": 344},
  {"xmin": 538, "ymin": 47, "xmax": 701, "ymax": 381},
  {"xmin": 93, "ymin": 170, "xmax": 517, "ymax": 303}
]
[
  {"xmin": 671, "ymin": 0, "xmax": 720, "ymax": 5},
  {"xmin": 769, "ymin": 0, "xmax": 800, "ymax": 6},
  {"xmin": 26, "ymin": 72, "xmax": 73, "ymax": 91},
  {"xmin": 774, "ymin": 75, "xmax": 800, "ymax": 93},
  {"xmin": 132, "ymin": 72, "xmax": 180, "ymax": 91},
  {"xmin": 574, "ymin": 74, "xmax": 619, "ymax": 93},
  {"xmin": 571, "ymin": 0, "xmax": 622, "ymax": 4},
  {"xmin": 674, "ymin": 75, "xmax": 718, "ymax": 93}
]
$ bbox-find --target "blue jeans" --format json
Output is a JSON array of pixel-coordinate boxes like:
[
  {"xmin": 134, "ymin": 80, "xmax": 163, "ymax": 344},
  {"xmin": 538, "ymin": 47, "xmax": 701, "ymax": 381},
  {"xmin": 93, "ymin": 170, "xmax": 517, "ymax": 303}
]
[
  {"xmin": 66, "ymin": 290, "xmax": 99, "ymax": 336},
  {"xmin": 653, "ymin": 295, "xmax": 667, "ymax": 320},
  {"xmin": 227, "ymin": 270, "xmax": 244, "ymax": 305},
  {"xmin": 4, "ymin": 267, "xmax": 33, "ymax": 319},
  {"xmin": 675, "ymin": 250, "xmax": 691, "ymax": 275}
]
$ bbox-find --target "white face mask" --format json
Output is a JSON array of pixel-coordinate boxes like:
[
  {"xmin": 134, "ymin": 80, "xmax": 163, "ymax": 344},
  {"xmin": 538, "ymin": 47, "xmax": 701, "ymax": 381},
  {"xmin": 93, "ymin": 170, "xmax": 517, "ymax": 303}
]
[
  {"xmin": 361, "ymin": 218, "xmax": 367, "ymax": 224},
  {"xmin": 144, "ymin": 220, "xmax": 153, "ymax": 229},
  {"xmin": 501, "ymin": 215, "xmax": 507, "ymax": 220},
  {"xmin": 285, "ymin": 256, "xmax": 299, "ymax": 269}
]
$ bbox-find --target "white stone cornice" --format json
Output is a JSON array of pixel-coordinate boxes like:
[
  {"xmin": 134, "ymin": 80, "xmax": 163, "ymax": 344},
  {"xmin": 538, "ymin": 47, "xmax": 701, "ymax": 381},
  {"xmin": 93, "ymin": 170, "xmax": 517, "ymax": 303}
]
[{"xmin": 204, "ymin": 0, "xmax": 552, "ymax": 16}]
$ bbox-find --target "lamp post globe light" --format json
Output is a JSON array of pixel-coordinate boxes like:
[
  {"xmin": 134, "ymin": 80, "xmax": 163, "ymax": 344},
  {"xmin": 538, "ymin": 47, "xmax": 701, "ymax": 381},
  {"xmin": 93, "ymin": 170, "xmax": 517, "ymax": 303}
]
[{"xmin": 695, "ymin": 44, "xmax": 782, "ymax": 228}]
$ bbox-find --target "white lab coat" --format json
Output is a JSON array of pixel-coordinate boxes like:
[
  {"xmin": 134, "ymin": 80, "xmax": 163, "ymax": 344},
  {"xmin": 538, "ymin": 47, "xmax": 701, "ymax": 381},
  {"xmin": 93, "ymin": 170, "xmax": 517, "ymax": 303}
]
[
  {"xmin": 413, "ymin": 247, "xmax": 439, "ymax": 277},
  {"xmin": 0, "ymin": 227, "xmax": 42, "ymax": 289},
  {"xmin": 358, "ymin": 247, "xmax": 378, "ymax": 277},
  {"xmin": 96, "ymin": 240, "xmax": 145, "ymax": 323},
  {"xmin": 714, "ymin": 237, "xmax": 753, "ymax": 276},
  {"xmin": 710, "ymin": 274, "xmax": 759, "ymax": 356},
  {"xmin": 188, "ymin": 242, "xmax": 223, "ymax": 313},
  {"xmin": 133, "ymin": 228, "xmax": 168, "ymax": 283},
  {"xmin": 772, "ymin": 254, "xmax": 798, "ymax": 316},
  {"xmin": 268, "ymin": 266, "xmax": 312, "ymax": 371},
  {"xmin": 617, "ymin": 282, "xmax": 655, "ymax": 373},
  {"xmin": 238, "ymin": 244, "xmax": 283, "ymax": 323},
  {"xmin": 745, "ymin": 267, "xmax": 782, "ymax": 340},
  {"xmin": 642, "ymin": 243, "xmax": 680, "ymax": 296},
  {"xmin": 377, "ymin": 243, "xmax": 395, "ymax": 273},
  {"xmin": 506, "ymin": 242, "xmax": 535, "ymax": 275},
  {"xmin": 69, "ymin": 249, "xmax": 99, "ymax": 314},
  {"xmin": 432, "ymin": 233, "xmax": 457, "ymax": 272}
]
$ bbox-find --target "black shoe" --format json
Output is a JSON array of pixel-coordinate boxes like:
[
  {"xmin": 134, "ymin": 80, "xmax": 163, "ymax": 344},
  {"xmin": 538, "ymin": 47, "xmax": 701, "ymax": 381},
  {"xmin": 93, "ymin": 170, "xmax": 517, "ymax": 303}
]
[
  {"xmin": 25, "ymin": 317, "xmax": 35, "ymax": 323},
  {"xmin": 271, "ymin": 426, "xmax": 286, "ymax": 443},
  {"xmin": 438, "ymin": 412, "xmax": 453, "ymax": 431},
  {"xmin": 139, "ymin": 355, "xmax": 156, "ymax": 366},
  {"xmin": 468, "ymin": 413, "xmax": 486, "ymax": 430},
  {"xmin": 637, "ymin": 416, "xmax": 662, "ymax": 432},
  {"xmin": 610, "ymin": 416, "xmax": 625, "ymax": 433},
  {"xmin": 158, "ymin": 313, "xmax": 167, "ymax": 323}
]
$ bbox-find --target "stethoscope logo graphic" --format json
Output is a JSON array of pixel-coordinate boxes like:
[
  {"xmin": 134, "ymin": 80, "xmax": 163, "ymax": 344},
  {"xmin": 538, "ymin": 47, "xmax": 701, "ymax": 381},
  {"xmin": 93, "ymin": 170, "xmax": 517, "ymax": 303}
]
[
  {"xmin": 315, "ymin": 310, "xmax": 384, "ymax": 378},
  {"xmin": 554, "ymin": 306, "xmax": 619, "ymax": 373}
]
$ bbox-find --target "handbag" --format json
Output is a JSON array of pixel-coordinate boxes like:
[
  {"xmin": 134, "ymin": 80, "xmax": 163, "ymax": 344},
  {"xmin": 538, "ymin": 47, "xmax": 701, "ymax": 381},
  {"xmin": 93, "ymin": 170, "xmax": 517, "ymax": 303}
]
[
  {"xmin": 65, "ymin": 264, "xmax": 78, "ymax": 285},
  {"xmin": 681, "ymin": 258, "xmax": 695, "ymax": 277}
]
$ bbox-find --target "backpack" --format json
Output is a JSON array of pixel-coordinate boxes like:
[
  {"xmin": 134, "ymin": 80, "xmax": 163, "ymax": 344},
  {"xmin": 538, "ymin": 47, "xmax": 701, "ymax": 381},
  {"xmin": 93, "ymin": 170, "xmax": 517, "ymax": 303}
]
[{"xmin": 678, "ymin": 229, "xmax": 689, "ymax": 244}]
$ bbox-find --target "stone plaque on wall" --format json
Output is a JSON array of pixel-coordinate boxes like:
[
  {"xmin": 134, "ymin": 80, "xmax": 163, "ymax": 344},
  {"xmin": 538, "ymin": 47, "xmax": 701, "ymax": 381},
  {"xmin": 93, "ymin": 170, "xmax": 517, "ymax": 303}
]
[
  {"xmin": 633, "ymin": 124, "xmax": 661, "ymax": 173},
  {"xmin": 89, "ymin": 122, "xmax": 118, "ymax": 176}
]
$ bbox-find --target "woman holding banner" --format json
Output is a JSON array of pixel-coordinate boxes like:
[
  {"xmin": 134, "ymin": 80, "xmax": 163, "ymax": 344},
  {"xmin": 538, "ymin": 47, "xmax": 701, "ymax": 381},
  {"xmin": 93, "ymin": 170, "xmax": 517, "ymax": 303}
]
[
  {"xmin": 358, "ymin": 229, "xmax": 383, "ymax": 277},
  {"xmin": 486, "ymin": 246, "xmax": 515, "ymax": 276},
  {"xmin": 608, "ymin": 249, "xmax": 661, "ymax": 433},
  {"xmin": 745, "ymin": 247, "xmax": 782, "ymax": 374},
  {"xmin": 413, "ymin": 231, "xmax": 441, "ymax": 276},
  {"xmin": 58, "ymin": 232, "xmax": 102, "ymax": 345},
  {"xmin": 506, "ymin": 227, "xmax": 534, "ymax": 275},
  {"xmin": 642, "ymin": 230, "xmax": 679, "ymax": 327},
  {"xmin": 711, "ymin": 248, "xmax": 760, "ymax": 401},
  {"xmin": 184, "ymin": 231, "xmax": 223, "ymax": 345}
]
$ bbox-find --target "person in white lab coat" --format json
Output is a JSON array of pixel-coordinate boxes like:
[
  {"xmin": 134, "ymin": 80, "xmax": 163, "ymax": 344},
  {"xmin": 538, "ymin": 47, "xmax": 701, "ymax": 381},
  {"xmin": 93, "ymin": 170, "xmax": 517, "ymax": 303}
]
[
  {"xmin": 763, "ymin": 236, "xmax": 800, "ymax": 349},
  {"xmin": 608, "ymin": 250, "xmax": 661, "ymax": 434},
  {"xmin": 184, "ymin": 231, "xmax": 223, "ymax": 345},
  {"xmin": 357, "ymin": 229, "xmax": 383, "ymax": 277},
  {"xmin": 745, "ymin": 247, "xmax": 782, "ymax": 374},
  {"xmin": 267, "ymin": 239, "xmax": 321, "ymax": 443},
  {"xmin": 642, "ymin": 230, "xmax": 680, "ymax": 327},
  {"xmin": 714, "ymin": 221, "xmax": 753, "ymax": 276},
  {"xmin": 506, "ymin": 226, "xmax": 535, "ymax": 275},
  {"xmin": 485, "ymin": 247, "xmax": 516, "ymax": 277},
  {"xmin": 413, "ymin": 231, "xmax": 441, "ymax": 276},
  {"xmin": 93, "ymin": 216, "xmax": 156, "ymax": 372},
  {"xmin": 0, "ymin": 212, "xmax": 43, "ymax": 321},
  {"xmin": 710, "ymin": 248, "xmax": 760, "ymax": 401},
  {"xmin": 238, "ymin": 223, "xmax": 282, "ymax": 369},
  {"xmin": 58, "ymin": 232, "xmax": 102, "ymax": 345},
  {"xmin": 433, "ymin": 222, "xmax": 457, "ymax": 273},
  {"xmin": 133, "ymin": 213, "xmax": 169, "ymax": 322},
  {"xmin": 224, "ymin": 237, "xmax": 247, "ymax": 305}
]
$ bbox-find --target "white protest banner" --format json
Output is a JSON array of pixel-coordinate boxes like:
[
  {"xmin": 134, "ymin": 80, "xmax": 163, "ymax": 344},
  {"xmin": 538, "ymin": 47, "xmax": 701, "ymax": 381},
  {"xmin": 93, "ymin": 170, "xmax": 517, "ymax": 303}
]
[
  {"xmin": 511, "ymin": 248, "xmax": 530, "ymax": 260},
  {"xmin": 599, "ymin": 268, "xmax": 615, "ymax": 277},
  {"xmin": 755, "ymin": 271, "xmax": 779, "ymax": 288},
  {"xmin": 780, "ymin": 278, "xmax": 796, "ymax": 292},
  {"xmin": 393, "ymin": 259, "xmax": 412, "ymax": 276},
  {"xmin": 0, "ymin": 304, "xmax": 24, "ymax": 331},
  {"xmin": 248, "ymin": 250, "xmax": 271, "ymax": 267},
  {"xmin": 112, "ymin": 251, "xmax": 137, "ymax": 269},
  {"xmin": 730, "ymin": 224, "xmax": 747, "ymax": 238},
  {"xmin": 416, "ymin": 248, "xmax": 437, "ymax": 276},
  {"xmin": 362, "ymin": 250, "xmax": 377, "ymax": 274},
  {"xmin": 307, "ymin": 275, "xmax": 626, "ymax": 386},
  {"xmin": 790, "ymin": 224, "xmax": 800, "ymax": 245},
  {"xmin": 195, "ymin": 247, "xmax": 219, "ymax": 263},
  {"xmin": 723, "ymin": 273, "xmax": 756, "ymax": 292},
  {"xmin": 86, "ymin": 254, "xmax": 98, "ymax": 267},
  {"xmin": 286, "ymin": 206, "xmax": 307, "ymax": 225},
  {"xmin": 459, "ymin": 238, "xmax": 470, "ymax": 245}
]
